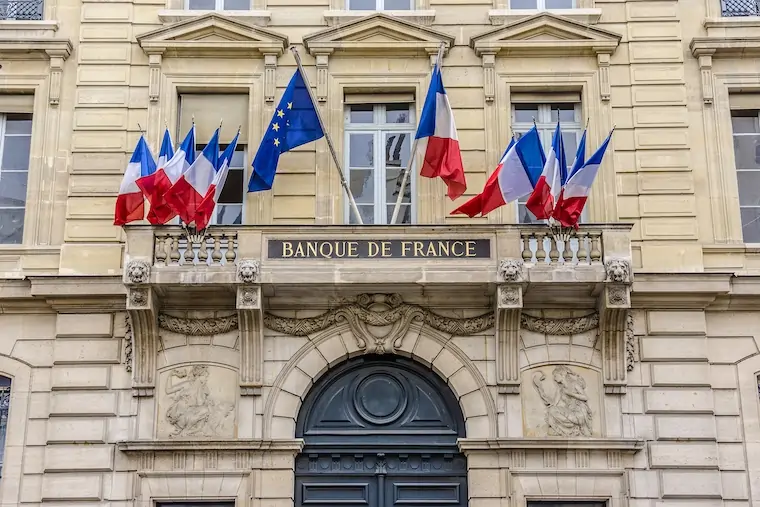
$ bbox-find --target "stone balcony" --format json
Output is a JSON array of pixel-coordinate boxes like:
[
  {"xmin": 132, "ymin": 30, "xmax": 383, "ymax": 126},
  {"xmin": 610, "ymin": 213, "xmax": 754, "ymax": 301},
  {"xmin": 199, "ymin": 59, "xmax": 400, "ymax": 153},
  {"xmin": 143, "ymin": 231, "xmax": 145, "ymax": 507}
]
[{"xmin": 123, "ymin": 223, "xmax": 633, "ymax": 309}]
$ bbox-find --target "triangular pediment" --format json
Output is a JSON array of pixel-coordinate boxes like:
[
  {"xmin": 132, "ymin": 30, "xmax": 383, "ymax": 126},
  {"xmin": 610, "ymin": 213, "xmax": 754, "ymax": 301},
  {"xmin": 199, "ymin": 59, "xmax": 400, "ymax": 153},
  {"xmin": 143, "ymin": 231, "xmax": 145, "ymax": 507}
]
[
  {"xmin": 470, "ymin": 12, "xmax": 621, "ymax": 57},
  {"xmin": 138, "ymin": 13, "xmax": 288, "ymax": 57},
  {"xmin": 304, "ymin": 13, "xmax": 454, "ymax": 56}
]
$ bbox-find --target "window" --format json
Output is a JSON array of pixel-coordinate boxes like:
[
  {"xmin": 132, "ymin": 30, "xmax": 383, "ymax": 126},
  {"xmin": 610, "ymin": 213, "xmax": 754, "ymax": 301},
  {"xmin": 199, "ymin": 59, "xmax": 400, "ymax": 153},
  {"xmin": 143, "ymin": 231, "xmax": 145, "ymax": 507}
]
[
  {"xmin": 191, "ymin": 143, "xmax": 245, "ymax": 225},
  {"xmin": 511, "ymin": 102, "xmax": 583, "ymax": 224},
  {"xmin": 186, "ymin": 0, "xmax": 249, "ymax": 10},
  {"xmin": 0, "ymin": 376, "xmax": 10, "ymax": 477},
  {"xmin": 178, "ymin": 93, "xmax": 248, "ymax": 226},
  {"xmin": 509, "ymin": 0, "xmax": 575, "ymax": 9},
  {"xmin": 345, "ymin": 103, "xmax": 416, "ymax": 224},
  {"xmin": 731, "ymin": 109, "xmax": 760, "ymax": 243},
  {"xmin": 527, "ymin": 503, "xmax": 606, "ymax": 507},
  {"xmin": 721, "ymin": 0, "xmax": 760, "ymax": 16},
  {"xmin": 0, "ymin": 0, "xmax": 44, "ymax": 20},
  {"xmin": 0, "ymin": 113, "xmax": 32, "ymax": 244},
  {"xmin": 347, "ymin": 0, "xmax": 413, "ymax": 10}
]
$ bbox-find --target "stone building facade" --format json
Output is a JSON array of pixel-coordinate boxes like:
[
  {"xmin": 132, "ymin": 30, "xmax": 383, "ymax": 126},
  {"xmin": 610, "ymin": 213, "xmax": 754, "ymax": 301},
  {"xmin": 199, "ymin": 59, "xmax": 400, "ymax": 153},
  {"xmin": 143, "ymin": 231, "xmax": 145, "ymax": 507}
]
[{"xmin": 1, "ymin": 0, "xmax": 760, "ymax": 505}]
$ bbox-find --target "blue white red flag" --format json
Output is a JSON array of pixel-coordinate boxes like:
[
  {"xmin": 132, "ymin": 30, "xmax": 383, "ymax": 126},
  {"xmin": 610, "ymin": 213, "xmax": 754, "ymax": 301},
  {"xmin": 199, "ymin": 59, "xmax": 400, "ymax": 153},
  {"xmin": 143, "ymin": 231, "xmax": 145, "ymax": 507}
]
[
  {"xmin": 526, "ymin": 122, "xmax": 567, "ymax": 220},
  {"xmin": 414, "ymin": 64, "xmax": 466, "ymax": 200},
  {"xmin": 194, "ymin": 130, "xmax": 241, "ymax": 230},
  {"xmin": 114, "ymin": 135, "xmax": 156, "ymax": 225}
]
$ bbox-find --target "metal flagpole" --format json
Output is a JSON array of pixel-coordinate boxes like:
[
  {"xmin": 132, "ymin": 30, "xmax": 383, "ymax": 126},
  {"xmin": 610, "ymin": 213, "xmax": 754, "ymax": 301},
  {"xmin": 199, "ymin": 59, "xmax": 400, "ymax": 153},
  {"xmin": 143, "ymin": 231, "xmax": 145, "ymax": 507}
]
[
  {"xmin": 390, "ymin": 42, "xmax": 446, "ymax": 225},
  {"xmin": 290, "ymin": 46, "xmax": 364, "ymax": 225}
]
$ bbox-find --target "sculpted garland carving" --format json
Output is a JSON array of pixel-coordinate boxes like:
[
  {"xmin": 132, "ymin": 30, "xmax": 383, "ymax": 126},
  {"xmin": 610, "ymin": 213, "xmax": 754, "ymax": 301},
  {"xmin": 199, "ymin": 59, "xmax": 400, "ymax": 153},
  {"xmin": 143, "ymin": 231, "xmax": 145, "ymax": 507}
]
[{"xmin": 521, "ymin": 313, "xmax": 599, "ymax": 335}]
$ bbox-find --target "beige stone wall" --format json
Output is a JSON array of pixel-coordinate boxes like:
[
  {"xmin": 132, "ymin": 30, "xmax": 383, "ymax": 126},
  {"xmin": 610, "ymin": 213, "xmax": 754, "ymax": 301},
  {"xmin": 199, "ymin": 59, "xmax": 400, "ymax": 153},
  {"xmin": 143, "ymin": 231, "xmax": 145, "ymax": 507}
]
[
  {"xmin": 2, "ymin": 303, "xmax": 758, "ymax": 505},
  {"xmin": 1, "ymin": 0, "xmax": 759, "ymax": 274}
]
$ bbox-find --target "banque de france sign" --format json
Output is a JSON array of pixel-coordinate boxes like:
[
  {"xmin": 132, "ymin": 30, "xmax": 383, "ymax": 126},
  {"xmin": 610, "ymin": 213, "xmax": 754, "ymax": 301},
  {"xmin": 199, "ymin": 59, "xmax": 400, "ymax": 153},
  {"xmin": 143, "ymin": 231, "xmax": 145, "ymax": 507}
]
[{"xmin": 268, "ymin": 239, "xmax": 491, "ymax": 259}]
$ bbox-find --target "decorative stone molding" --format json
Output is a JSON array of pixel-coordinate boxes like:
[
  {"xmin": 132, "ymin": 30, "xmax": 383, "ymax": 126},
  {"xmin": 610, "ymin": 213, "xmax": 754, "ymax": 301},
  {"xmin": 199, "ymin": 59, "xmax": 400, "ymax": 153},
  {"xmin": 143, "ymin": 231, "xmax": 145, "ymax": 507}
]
[
  {"xmin": 126, "ymin": 285, "xmax": 159, "ymax": 397},
  {"xmin": 236, "ymin": 259, "xmax": 260, "ymax": 284},
  {"xmin": 125, "ymin": 260, "xmax": 152, "ymax": 284},
  {"xmin": 47, "ymin": 53, "xmax": 65, "ymax": 105},
  {"xmin": 315, "ymin": 52, "xmax": 330, "ymax": 102},
  {"xmin": 148, "ymin": 54, "xmax": 162, "ymax": 103},
  {"xmin": 599, "ymin": 258, "xmax": 633, "ymax": 394},
  {"xmin": 521, "ymin": 312, "xmax": 598, "ymax": 335},
  {"xmin": 124, "ymin": 316, "xmax": 134, "ymax": 373},
  {"xmin": 264, "ymin": 53, "xmax": 277, "ymax": 103},
  {"xmin": 697, "ymin": 53, "xmax": 715, "ymax": 104},
  {"xmin": 496, "ymin": 283, "xmax": 522, "ymax": 394},
  {"xmin": 597, "ymin": 52, "xmax": 611, "ymax": 101},
  {"xmin": 482, "ymin": 52, "xmax": 496, "ymax": 102}
]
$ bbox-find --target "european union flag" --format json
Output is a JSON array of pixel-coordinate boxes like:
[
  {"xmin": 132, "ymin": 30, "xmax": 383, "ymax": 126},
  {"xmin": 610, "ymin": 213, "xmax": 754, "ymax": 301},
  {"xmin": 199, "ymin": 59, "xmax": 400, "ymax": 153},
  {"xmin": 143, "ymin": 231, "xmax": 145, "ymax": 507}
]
[{"xmin": 248, "ymin": 68, "xmax": 324, "ymax": 192}]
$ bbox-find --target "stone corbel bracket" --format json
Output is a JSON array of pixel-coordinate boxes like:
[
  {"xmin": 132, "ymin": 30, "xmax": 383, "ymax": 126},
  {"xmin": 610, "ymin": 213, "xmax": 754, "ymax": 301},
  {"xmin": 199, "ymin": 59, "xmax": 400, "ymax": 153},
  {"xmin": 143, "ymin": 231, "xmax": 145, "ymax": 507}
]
[
  {"xmin": 124, "ymin": 260, "xmax": 159, "ymax": 397},
  {"xmin": 236, "ymin": 259, "xmax": 263, "ymax": 396},
  {"xmin": 496, "ymin": 259, "xmax": 525, "ymax": 394},
  {"xmin": 599, "ymin": 258, "xmax": 633, "ymax": 394}
]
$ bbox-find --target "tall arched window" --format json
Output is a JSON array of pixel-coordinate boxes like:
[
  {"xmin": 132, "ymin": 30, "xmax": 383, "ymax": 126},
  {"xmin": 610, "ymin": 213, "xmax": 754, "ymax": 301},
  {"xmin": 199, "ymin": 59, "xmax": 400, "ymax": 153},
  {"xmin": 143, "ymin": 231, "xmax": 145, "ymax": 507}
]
[{"xmin": 0, "ymin": 376, "xmax": 11, "ymax": 478}]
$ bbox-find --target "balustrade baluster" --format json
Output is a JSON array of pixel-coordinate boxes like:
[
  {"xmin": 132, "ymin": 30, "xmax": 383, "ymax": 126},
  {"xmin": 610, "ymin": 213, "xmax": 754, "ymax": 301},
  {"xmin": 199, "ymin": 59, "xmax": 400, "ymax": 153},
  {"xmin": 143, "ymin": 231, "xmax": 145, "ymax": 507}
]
[
  {"xmin": 155, "ymin": 235, "xmax": 167, "ymax": 265},
  {"xmin": 576, "ymin": 233, "xmax": 588, "ymax": 264},
  {"xmin": 521, "ymin": 234, "xmax": 532, "ymax": 263},
  {"xmin": 184, "ymin": 236, "xmax": 196, "ymax": 264},
  {"xmin": 536, "ymin": 233, "xmax": 547, "ymax": 263},
  {"xmin": 225, "ymin": 235, "xmax": 237, "ymax": 263},
  {"xmin": 590, "ymin": 233, "xmax": 602, "ymax": 263},
  {"xmin": 197, "ymin": 237, "xmax": 209, "ymax": 263},
  {"xmin": 549, "ymin": 234, "xmax": 560, "ymax": 263},
  {"xmin": 211, "ymin": 236, "xmax": 222, "ymax": 264},
  {"xmin": 169, "ymin": 236, "xmax": 181, "ymax": 265}
]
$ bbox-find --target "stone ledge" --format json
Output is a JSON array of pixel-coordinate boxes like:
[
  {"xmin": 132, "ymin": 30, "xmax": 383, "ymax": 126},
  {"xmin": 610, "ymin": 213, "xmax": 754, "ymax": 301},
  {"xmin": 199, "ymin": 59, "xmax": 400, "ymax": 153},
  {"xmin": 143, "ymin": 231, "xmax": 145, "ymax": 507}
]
[
  {"xmin": 157, "ymin": 9, "xmax": 272, "ymax": 26},
  {"xmin": 488, "ymin": 8, "xmax": 602, "ymax": 25},
  {"xmin": 117, "ymin": 438, "xmax": 304, "ymax": 452},
  {"xmin": 457, "ymin": 437, "xmax": 644, "ymax": 452},
  {"xmin": 323, "ymin": 9, "xmax": 436, "ymax": 26}
]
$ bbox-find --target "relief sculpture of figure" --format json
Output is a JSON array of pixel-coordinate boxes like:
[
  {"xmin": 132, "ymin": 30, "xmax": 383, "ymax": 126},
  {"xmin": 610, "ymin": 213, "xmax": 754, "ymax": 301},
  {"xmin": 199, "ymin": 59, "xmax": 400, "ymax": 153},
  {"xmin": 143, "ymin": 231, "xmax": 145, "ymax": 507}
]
[
  {"xmin": 164, "ymin": 365, "xmax": 234, "ymax": 438},
  {"xmin": 532, "ymin": 365, "xmax": 593, "ymax": 437}
]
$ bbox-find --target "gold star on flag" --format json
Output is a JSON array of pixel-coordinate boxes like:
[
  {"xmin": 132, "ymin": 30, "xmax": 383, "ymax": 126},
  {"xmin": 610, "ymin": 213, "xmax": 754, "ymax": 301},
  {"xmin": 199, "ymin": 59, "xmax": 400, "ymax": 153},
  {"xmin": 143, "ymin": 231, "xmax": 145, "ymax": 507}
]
[
  {"xmin": 272, "ymin": 123, "xmax": 280, "ymax": 131},
  {"xmin": 287, "ymin": 102, "xmax": 293, "ymax": 109},
  {"xmin": 273, "ymin": 138, "xmax": 280, "ymax": 147},
  {"xmin": 277, "ymin": 109, "xmax": 284, "ymax": 118}
]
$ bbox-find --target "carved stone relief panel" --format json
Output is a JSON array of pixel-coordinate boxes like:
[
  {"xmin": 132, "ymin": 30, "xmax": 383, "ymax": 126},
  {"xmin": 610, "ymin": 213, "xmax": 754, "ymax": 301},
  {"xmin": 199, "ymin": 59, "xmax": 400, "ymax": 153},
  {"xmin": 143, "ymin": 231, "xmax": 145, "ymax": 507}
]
[
  {"xmin": 521, "ymin": 364, "xmax": 602, "ymax": 438},
  {"xmin": 156, "ymin": 364, "xmax": 238, "ymax": 439}
]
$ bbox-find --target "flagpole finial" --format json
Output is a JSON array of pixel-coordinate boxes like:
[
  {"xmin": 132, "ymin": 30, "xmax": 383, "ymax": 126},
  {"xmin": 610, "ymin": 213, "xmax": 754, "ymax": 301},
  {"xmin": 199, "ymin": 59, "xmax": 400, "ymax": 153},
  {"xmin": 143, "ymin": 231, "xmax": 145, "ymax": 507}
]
[
  {"xmin": 192, "ymin": 114, "xmax": 195, "ymax": 125},
  {"xmin": 237, "ymin": 124, "xmax": 242, "ymax": 133},
  {"xmin": 219, "ymin": 119, "xmax": 223, "ymax": 130},
  {"xmin": 585, "ymin": 117, "xmax": 589, "ymax": 129},
  {"xmin": 137, "ymin": 123, "xmax": 144, "ymax": 134}
]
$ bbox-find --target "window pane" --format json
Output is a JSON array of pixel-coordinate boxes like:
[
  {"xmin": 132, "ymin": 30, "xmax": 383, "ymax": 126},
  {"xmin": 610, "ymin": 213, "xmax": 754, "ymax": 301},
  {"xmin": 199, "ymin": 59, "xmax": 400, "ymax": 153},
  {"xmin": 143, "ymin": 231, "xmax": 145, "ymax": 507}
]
[
  {"xmin": 738, "ymin": 171, "xmax": 760, "ymax": 206},
  {"xmin": 545, "ymin": 0, "xmax": 574, "ymax": 7},
  {"xmin": 384, "ymin": 132, "xmax": 410, "ymax": 169},
  {"xmin": 5, "ymin": 115, "xmax": 32, "ymax": 135},
  {"xmin": 514, "ymin": 104, "xmax": 539, "ymax": 123},
  {"xmin": 1, "ymin": 136, "xmax": 31, "ymax": 171},
  {"xmin": 561, "ymin": 131, "xmax": 578, "ymax": 168},
  {"xmin": 518, "ymin": 202, "xmax": 542, "ymax": 224},
  {"xmin": 350, "ymin": 169, "xmax": 375, "ymax": 204},
  {"xmin": 0, "ymin": 209, "xmax": 24, "ymax": 244},
  {"xmin": 348, "ymin": 0, "xmax": 376, "ymax": 8},
  {"xmin": 349, "ymin": 105, "xmax": 374, "ymax": 124},
  {"xmin": 733, "ymin": 134, "xmax": 760, "ymax": 170},
  {"xmin": 384, "ymin": 0, "xmax": 412, "ymax": 9},
  {"xmin": 741, "ymin": 207, "xmax": 760, "ymax": 243},
  {"xmin": 349, "ymin": 133, "xmax": 374, "ymax": 168},
  {"xmin": 350, "ymin": 205, "xmax": 375, "ymax": 224},
  {"xmin": 550, "ymin": 103, "xmax": 577, "ymax": 122},
  {"xmin": 386, "ymin": 168, "xmax": 411, "ymax": 204},
  {"xmin": 219, "ymin": 169, "xmax": 243, "ymax": 204},
  {"xmin": 188, "ymin": 0, "xmax": 215, "ymax": 8},
  {"xmin": 385, "ymin": 104, "xmax": 412, "ymax": 124},
  {"xmin": 224, "ymin": 0, "xmax": 249, "ymax": 8},
  {"xmin": 387, "ymin": 204, "xmax": 411, "ymax": 224},
  {"xmin": 229, "ymin": 148, "xmax": 245, "ymax": 168},
  {"xmin": 510, "ymin": 0, "xmax": 538, "ymax": 7},
  {"xmin": 732, "ymin": 112, "xmax": 760, "ymax": 134},
  {"xmin": 217, "ymin": 204, "xmax": 242, "ymax": 225},
  {"xmin": 0, "ymin": 171, "xmax": 28, "ymax": 207}
]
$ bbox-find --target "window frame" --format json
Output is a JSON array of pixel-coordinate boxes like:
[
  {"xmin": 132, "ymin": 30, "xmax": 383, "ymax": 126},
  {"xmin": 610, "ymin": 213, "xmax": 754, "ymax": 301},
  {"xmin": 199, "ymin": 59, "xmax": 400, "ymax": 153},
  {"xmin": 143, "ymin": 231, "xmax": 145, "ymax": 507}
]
[
  {"xmin": 511, "ymin": 102, "xmax": 584, "ymax": 224},
  {"xmin": 188, "ymin": 142, "xmax": 247, "ymax": 227},
  {"xmin": 343, "ymin": 103, "xmax": 417, "ymax": 225},
  {"xmin": 730, "ymin": 108, "xmax": 760, "ymax": 244},
  {"xmin": 0, "ymin": 113, "xmax": 32, "ymax": 245},
  {"xmin": 508, "ymin": 0, "xmax": 577, "ymax": 10},
  {"xmin": 346, "ymin": 0, "xmax": 414, "ymax": 10}
]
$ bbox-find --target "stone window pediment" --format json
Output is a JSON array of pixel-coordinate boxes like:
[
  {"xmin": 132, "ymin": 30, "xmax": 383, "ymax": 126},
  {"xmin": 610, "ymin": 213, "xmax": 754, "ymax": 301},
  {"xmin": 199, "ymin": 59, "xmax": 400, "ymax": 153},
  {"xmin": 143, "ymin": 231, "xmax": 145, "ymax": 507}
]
[
  {"xmin": 0, "ymin": 22, "xmax": 71, "ymax": 60},
  {"xmin": 137, "ymin": 13, "xmax": 288, "ymax": 57},
  {"xmin": 470, "ymin": 12, "xmax": 620, "ymax": 57},
  {"xmin": 690, "ymin": 35, "xmax": 760, "ymax": 58},
  {"xmin": 303, "ymin": 13, "xmax": 454, "ymax": 56}
]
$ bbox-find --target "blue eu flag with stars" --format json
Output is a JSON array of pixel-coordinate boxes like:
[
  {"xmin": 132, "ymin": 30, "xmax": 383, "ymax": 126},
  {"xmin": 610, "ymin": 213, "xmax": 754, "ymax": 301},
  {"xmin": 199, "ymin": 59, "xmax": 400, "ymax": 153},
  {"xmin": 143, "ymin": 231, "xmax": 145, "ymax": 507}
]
[{"xmin": 248, "ymin": 68, "xmax": 324, "ymax": 192}]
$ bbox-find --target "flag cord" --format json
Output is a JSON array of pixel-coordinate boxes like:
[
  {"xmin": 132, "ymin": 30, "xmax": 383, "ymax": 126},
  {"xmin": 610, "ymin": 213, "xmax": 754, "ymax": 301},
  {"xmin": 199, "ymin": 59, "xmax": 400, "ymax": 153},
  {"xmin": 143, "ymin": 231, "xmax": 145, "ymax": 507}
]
[
  {"xmin": 390, "ymin": 41, "xmax": 446, "ymax": 225},
  {"xmin": 290, "ymin": 46, "xmax": 364, "ymax": 225}
]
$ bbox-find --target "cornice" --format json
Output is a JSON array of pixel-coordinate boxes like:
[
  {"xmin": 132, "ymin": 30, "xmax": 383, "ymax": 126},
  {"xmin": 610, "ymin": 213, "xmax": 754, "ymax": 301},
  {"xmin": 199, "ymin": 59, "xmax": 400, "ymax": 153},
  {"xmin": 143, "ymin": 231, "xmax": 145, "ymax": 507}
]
[
  {"xmin": 690, "ymin": 35, "xmax": 760, "ymax": 57},
  {"xmin": 117, "ymin": 439, "xmax": 304, "ymax": 453},
  {"xmin": 457, "ymin": 437, "xmax": 644, "ymax": 452},
  {"xmin": 630, "ymin": 272, "xmax": 732, "ymax": 309}
]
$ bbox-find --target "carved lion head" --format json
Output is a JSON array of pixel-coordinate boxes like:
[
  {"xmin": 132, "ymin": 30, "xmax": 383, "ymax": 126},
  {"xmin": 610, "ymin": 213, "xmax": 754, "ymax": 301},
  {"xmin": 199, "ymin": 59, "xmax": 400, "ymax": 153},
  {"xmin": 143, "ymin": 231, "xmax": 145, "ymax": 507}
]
[
  {"xmin": 498, "ymin": 258, "xmax": 524, "ymax": 283},
  {"xmin": 125, "ymin": 260, "xmax": 151, "ymax": 284},
  {"xmin": 605, "ymin": 258, "xmax": 631, "ymax": 284},
  {"xmin": 236, "ymin": 260, "xmax": 260, "ymax": 284}
]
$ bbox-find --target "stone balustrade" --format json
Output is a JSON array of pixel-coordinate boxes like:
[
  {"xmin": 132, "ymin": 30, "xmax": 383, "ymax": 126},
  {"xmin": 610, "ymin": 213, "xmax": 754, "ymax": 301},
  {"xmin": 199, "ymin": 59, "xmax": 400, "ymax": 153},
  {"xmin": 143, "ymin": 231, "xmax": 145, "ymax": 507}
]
[
  {"xmin": 154, "ymin": 228, "xmax": 238, "ymax": 267},
  {"xmin": 519, "ymin": 226, "xmax": 604, "ymax": 266}
]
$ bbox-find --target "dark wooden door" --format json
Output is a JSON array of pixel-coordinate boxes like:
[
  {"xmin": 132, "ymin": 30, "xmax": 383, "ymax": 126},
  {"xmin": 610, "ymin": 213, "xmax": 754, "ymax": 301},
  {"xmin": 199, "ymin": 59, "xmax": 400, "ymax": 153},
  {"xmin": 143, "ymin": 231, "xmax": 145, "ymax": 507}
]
[{"xmin": 295, "ymin": 356, "xmax": 467, "ymax": 507}]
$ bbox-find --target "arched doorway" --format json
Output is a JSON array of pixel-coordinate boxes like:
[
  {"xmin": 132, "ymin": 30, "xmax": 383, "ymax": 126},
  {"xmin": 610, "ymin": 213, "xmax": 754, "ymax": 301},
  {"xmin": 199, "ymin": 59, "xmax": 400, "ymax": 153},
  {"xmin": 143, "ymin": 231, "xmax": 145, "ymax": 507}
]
[{"xmin": 295, "ymin": 355, "xmax": 468, "ymax": 507}]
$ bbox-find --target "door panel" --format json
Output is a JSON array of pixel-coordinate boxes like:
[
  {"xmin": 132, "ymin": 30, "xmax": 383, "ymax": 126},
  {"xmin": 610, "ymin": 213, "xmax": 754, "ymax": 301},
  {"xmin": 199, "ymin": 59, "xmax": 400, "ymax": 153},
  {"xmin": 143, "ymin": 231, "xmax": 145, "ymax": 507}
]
[
  {"xmin": 387, "ymin": 477, "xmax": 466, "ymax": 506},
  {"xmin": 297, "ymin": 477, "xmax": 375, "ymax": 506}
]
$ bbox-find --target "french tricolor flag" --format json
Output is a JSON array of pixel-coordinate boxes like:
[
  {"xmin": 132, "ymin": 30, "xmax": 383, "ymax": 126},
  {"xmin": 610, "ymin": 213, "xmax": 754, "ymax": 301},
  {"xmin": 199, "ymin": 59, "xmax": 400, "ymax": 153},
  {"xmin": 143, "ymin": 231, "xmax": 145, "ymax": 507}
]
[
  {"xmin": 114, "ymin": 135, "xmax": 156, "ymax": 226},
  {"xmin": 137, "ymin": 128, "xmax": 173, "ymax": 225},
  {"xmin": 415, "ymin": 64, "xmax": 466, "ymax": 200},
  {"xmin": 194, "ymin": 130, "xmax": 241, "ymax": 231},
  {"xmin": 526, "ymin": 122, "xmax": 567, "ymax": 220},
  {"xmin": 144, "ymin": 126, "xmax": 196, "ymax": 224},
  {"xmin": 553, "ymin": 129, "xmax": 614, "ymax": 228},
  {"xmin": 165, "ymin": 128, "xmax": 220, "ymax": 227},
  {"xmin": 451, "ymin": 127, "xmax": 544, "ymax": 217}
]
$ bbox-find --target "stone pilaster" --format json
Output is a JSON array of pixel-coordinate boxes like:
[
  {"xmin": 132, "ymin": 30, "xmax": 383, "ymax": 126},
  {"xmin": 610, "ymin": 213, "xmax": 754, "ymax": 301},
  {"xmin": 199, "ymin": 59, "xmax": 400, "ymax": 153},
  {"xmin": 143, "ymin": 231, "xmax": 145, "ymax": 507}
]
[
  {"xmin": 124, "ymin": 260, "xmax": 159, "ymax": 397},
  {"xmin": 599, "ymin": 258, "xmax": 633, "ymax": 394},
  {"xmin": 495, "ymin": 259, "xmax": 524, "ymax": 394},
  {"xmin": 237, "ymin": 260, "xmax": 264, "ymax": 396}
]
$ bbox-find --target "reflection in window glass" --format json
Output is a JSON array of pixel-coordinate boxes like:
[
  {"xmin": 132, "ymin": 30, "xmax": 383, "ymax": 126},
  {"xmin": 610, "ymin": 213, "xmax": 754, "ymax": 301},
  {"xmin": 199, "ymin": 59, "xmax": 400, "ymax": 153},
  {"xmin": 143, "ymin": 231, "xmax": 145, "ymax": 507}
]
[
  {"xmin": 0, "ymin": 113, "xmax": 32, "ymax": 245},
  {"xmin": 187, "ymin": 0, "xmax": 248, "ymax": 9},
  {"xmin": 731, "ymin": 109, "xmax": 760, "ymax": 242},
  {"xmin": 347, "ymin": 0, "xmax": 412, "ymax": 9},
  {"xmin": 344, "ymin": 103, "xmax": 415, "ymax": 224},
  {"xmin": 0, "ymin": 376, "xmax": 10, "ymax": 478},
  {"xmin": 509, "ymin": 0, "xmax": 575, "ymax": 8}
]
